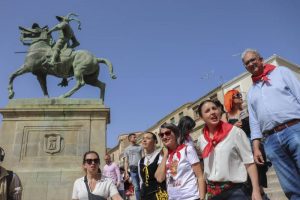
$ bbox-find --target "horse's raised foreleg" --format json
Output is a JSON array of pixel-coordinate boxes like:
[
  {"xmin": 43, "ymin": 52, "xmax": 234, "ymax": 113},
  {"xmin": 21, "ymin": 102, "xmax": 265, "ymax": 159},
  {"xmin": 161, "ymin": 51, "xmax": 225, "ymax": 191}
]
[
  {"xmin": 36, "ymin": 73, "xmax": 49, "ymax": 98},
  {"xmin": 59, "ymin": 70, "xmax": 85, "ymax": 98},
  {"xmin": 8, "ymin": 65, "xmax": 30, "ymax": 99}
]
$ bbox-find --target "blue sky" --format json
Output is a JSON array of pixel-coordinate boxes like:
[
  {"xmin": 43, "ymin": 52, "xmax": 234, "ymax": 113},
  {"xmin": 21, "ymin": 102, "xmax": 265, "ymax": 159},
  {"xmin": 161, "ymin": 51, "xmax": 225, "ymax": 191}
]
[{"xmin": 1, "ymin": 0, "xmax": 300, "ymax": 147}]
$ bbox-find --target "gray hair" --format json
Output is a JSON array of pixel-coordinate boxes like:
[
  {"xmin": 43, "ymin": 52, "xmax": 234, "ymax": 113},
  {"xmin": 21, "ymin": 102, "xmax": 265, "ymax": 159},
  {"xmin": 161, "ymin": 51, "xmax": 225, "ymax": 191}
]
[{"xmin": 241, "ymin": 48, "xmax": 262, "ymax": 62}]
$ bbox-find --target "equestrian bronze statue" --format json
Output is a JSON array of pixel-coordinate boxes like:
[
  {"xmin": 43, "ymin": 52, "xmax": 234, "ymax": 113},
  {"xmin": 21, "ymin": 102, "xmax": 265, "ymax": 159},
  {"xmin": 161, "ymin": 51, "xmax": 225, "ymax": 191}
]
[{"xmin": 8, "ymin": 15, "xmax": 116, "ymax": 103}]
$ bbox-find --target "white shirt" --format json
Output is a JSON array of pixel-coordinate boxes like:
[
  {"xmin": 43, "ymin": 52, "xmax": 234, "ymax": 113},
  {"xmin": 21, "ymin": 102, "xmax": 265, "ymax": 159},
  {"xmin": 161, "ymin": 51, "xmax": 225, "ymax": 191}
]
[
  {"xmin": 72, "ymin": 176, "xmax": 119, "ymax": 200},
  {"xmin": 184, "ymin": 135, "xmax": 195, "ymax": 147},
  {"xmin": 198, "ymin": 126, "xmax": 254, "ymax": 183},
  {"xmin": 159, "ymin": 145, "xmax": 200, "ymax": 200}
]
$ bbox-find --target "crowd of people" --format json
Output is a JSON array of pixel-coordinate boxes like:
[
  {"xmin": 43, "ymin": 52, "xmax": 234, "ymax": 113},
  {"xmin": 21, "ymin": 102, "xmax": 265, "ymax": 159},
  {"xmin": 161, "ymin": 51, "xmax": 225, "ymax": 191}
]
[{"xmin": 1, "ymin": 48, "xmax": 300, "ymax": 200}]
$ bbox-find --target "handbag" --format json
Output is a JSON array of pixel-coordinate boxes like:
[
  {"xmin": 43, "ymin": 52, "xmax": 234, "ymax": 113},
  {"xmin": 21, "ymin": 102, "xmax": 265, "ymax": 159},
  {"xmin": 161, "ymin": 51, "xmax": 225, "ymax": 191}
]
[
  {"xmin": 155, "ymin": 186, "xmax": 168, "ymax": 200},
  {"xmin": 84, "ymin": 176, "xmax": 106, "ymax": 200}
]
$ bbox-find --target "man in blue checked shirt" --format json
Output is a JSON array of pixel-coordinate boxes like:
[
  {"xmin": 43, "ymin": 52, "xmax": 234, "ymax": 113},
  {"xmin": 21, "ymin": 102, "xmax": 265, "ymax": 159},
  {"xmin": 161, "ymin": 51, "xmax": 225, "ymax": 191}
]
[{"xmin": 241, "ymin": 48, "xmax": 300, "ymax": 200}]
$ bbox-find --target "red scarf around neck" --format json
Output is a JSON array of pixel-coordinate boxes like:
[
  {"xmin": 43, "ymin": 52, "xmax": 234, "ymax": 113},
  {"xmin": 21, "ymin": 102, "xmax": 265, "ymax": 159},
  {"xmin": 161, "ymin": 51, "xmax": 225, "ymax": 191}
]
[
  {"xmin": 168, "ymin": 144, "xmax": 186, "ymax": 162},
  {"xmin": 251, "ymin": 64, "xmax": 276, "ymax": 83},
  {"xmin": 202, "ymin": 121, "xmax": 233, "ymax": 158}
]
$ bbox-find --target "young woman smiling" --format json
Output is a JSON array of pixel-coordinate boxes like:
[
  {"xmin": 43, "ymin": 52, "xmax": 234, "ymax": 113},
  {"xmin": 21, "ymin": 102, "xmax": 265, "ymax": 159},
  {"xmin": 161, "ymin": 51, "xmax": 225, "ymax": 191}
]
[
  {"xmin": 155, "ymin": 123, "xmax": 206, "ymax": 200},
  {"xmin": 138, "ymin": 132, "xmax": 167, "ymax": 200},
  {"xmin": 197, "ymin": 100, "xmax": 262, "ymax": 200}
]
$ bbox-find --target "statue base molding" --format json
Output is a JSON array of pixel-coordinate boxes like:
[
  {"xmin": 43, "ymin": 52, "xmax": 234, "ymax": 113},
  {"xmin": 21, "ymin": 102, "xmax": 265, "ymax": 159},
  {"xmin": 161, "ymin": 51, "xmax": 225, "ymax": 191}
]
[{"xmin": 0, "ymin": 98, "xmax": 110, "ymax": 200}]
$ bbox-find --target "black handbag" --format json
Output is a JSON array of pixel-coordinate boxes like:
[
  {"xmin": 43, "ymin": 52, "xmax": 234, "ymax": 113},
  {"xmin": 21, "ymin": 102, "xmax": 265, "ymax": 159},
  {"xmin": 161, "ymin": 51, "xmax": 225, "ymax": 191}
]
[{"xmin": 84, "ymin": 176, "xmax": 106, "ymax": 200}]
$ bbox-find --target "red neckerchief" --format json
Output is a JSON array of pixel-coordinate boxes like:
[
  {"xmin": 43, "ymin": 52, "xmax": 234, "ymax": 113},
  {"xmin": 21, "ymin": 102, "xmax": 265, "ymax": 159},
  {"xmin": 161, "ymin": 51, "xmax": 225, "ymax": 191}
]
[
  {"xmin": 168, "ymin": 144, "xmax": 186, "ymax": 163},
  {"xmin": 202, "ymin": 121, "xmax": 233, "ymax": 158},
  {"xmin": 251, "ymin": 64, "xmax": 276, "ymax": 84}
]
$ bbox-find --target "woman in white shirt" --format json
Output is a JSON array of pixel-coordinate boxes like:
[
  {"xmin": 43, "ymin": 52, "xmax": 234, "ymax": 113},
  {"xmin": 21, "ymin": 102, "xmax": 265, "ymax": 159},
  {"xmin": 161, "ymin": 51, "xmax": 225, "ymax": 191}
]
[
  {"xmin": 72, "ymin": 151, "xmax": 123, "ymax": 200},
  {"xmin": 155, "ymin": 123, "xmax": 206, "ymax": 200},
  {"xmin": 197, "ymin": 100, "xmax": 261, "ymax": 200}
]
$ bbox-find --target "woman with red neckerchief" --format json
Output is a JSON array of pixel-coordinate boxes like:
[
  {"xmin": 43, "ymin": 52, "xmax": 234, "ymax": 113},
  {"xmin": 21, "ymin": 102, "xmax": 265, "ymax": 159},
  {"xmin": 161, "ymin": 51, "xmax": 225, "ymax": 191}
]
[
  {"xmin": 197, "ymin": 100, "xmax": 262, "ymax": 200},
  {"xmin": 155, "ymin": 123, "xmax": 206, "ymax": 200}
]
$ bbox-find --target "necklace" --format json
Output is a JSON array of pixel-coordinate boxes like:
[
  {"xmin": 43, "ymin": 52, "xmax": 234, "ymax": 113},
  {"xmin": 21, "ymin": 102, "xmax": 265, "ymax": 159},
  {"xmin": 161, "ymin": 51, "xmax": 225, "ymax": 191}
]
[{"xmin": 87, "ymin": 175, "xmax": 100, "ymax": 192}]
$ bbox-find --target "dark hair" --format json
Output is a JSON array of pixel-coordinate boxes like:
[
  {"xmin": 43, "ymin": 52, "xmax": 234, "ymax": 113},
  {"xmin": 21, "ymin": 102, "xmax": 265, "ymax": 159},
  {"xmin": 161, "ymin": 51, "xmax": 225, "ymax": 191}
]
[
  {"xmin": 197, "ymin": 100, "xmax": 217, "ymax": 117},
  {"xmin": 119, "ymin": 166, "xmax": 125, "ymax": 171},
  {"xmin": 128, "ymin": 133, "xmax": 136, "ymax": 140},
  {"xmin": 177, "ymin": 116, "xmax": 195, "ymax": 144},
  {"xmin": 160, "ymin": 123, "xmax": 180, "ymax": 139},
  {"xmin": 213, "ymin": 99, "xmax": 225, "ymax": 114},
  {"xmin": 144, "ymin": 131, "xmax": 158, "ymax": 144},
  {"xmin": 82, "ymin": 151, "xmax": 100, "ymax": 164}
]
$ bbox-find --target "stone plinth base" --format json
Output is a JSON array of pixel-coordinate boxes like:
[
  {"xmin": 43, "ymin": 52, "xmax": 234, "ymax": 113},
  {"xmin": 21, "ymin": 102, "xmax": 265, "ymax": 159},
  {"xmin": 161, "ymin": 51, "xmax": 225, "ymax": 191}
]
[{"xmin": 0, "ymin": 98, "xmax": 110, "ymax": 200}]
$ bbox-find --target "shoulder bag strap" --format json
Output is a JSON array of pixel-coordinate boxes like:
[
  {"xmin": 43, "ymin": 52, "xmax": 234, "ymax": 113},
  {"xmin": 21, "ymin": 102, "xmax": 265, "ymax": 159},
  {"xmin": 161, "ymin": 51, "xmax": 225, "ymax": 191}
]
[
  {"xmin": 84, "ymin": 176, "xmax": 107, "ymax": 200},
  {"xmin": 84, "ymin": 176, "xmax": 93, "ymax": 200}
]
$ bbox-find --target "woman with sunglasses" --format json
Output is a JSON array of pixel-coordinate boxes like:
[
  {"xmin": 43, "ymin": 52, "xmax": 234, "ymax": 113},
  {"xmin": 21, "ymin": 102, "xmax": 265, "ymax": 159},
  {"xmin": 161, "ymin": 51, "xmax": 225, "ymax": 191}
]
[
  {"xmin": 138, "ymin": 132, "xmax": 167, "ymax": 200},
  {"xmin": 197, "ymin": 100, "xmax": 262, "ymax": 200},
  {"xmin": 224, "ymin": 90, "xmax": 249, "ymax": 132},
  {"xmin": 224, "ymin": 90, "xmax": 270, "ymax": 199},
  {"xmin": 72, "ymin": 151, "xmax": 123, "ymax": 200},
  {"xmin": 155, "ymin": 123, "xmax": 206, "ymax": 200}
]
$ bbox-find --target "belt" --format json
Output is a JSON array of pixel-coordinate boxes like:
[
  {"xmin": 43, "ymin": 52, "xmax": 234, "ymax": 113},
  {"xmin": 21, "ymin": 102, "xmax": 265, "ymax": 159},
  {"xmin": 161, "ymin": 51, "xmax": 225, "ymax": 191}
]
[{"xmin": 263, "ymin": 119, "xmax": 300, "ymax": 137}]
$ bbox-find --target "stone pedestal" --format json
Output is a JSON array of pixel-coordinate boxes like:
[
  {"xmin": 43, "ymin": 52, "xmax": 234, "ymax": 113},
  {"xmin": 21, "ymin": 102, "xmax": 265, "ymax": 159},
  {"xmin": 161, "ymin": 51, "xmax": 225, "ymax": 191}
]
[{"xmin": 0, "ymin": 98, "xmax": 110, "ymax": 200}]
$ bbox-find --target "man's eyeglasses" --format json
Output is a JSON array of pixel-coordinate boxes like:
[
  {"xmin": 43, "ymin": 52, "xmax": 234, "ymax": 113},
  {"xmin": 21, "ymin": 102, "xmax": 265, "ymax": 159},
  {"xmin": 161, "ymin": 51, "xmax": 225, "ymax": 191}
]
[
  {"xmin": 233, "ymin": 93, "xmax": 242, "ymax": 99},
  {"xmin": 158, "ymin": 130, "xmax": 172, "ymax": 138},
  {"xmin": 85, "ymin": 159, "xmax": 100, "ymax": 165},
  {"xmin": 244, "ymin": 57, "xmax": 258, "ymax": 66}
]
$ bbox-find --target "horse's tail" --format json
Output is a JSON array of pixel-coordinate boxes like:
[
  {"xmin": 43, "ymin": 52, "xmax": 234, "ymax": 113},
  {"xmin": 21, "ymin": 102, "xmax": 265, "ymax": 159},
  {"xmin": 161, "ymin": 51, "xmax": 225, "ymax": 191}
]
[{"xmin": 96, "ymin": 58, "xmax": 117, "ymax": 79}]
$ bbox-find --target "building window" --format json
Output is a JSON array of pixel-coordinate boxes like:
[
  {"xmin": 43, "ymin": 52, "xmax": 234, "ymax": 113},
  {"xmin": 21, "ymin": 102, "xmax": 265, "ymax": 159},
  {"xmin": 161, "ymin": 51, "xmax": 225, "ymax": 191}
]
[
  {"xmin": 210, "ymin": 94, "xmax": 218, "ymax": 101},
  {"xmin": 170, "ymin": 117, "xmax": 175, "ymax": 124},
  {"xmin": 179, "ymin": 112, "xmax": 184, "ymax": 119},
  {"xmin": 193, "ymin": 105, "xmax": 200, "ymax": 119}
]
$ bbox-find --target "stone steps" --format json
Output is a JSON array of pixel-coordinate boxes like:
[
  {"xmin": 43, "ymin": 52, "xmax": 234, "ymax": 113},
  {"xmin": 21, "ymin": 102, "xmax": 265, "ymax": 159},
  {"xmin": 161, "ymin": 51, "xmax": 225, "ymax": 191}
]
[{"xmin": 265, "ymin": 167, "xmax": 287, "ymax": 200}]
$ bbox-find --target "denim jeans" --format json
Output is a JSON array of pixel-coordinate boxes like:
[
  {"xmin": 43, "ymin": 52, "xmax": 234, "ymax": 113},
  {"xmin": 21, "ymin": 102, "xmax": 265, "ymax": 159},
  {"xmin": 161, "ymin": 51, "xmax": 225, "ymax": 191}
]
[
  {"xmin": 130, "ymin": 171, "xmax": 141, "ymax": 200},
  {"xmin": 263, "ymin": 122, "xmax": 300, "ymax": 200}
]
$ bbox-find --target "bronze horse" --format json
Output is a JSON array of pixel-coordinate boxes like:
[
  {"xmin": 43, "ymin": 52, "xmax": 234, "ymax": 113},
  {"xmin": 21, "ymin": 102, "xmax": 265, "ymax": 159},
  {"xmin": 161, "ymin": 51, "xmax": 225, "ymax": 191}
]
[{"xmin": 8, "ymin": 25, "xmax": 116, "ymax": 103}]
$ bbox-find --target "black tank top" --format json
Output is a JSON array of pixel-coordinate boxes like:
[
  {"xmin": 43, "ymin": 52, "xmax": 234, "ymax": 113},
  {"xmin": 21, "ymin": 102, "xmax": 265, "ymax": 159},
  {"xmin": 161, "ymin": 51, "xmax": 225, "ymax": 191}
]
[{"xmin": 139, "ymin": 153, "xmax": 167, "ymax": 197}]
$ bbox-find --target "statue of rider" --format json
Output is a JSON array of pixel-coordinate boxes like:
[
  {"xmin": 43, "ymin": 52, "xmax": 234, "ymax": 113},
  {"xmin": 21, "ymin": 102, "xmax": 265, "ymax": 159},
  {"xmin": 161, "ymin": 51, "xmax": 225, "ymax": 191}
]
[{"xmin": 48, "ymin": 13, "xmax": 81, "ymax": 66}]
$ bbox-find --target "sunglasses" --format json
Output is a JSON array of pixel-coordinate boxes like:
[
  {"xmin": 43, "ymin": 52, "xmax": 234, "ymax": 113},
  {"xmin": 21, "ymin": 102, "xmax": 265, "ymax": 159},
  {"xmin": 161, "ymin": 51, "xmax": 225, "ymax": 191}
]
[
  {"xmin": 85, "ymin": 159, "xmax": 100, "ymax": 165},
  {"xmin": 244, "ymin": 57, "xmax": 258, "ymax": 66},
  {"xmin": 233, "ymin": 93, "xmax": 242, "ymax": 99},
  {"xmin": 158, "ymin": 130, "xmax": 172, "ymax": 138}
]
